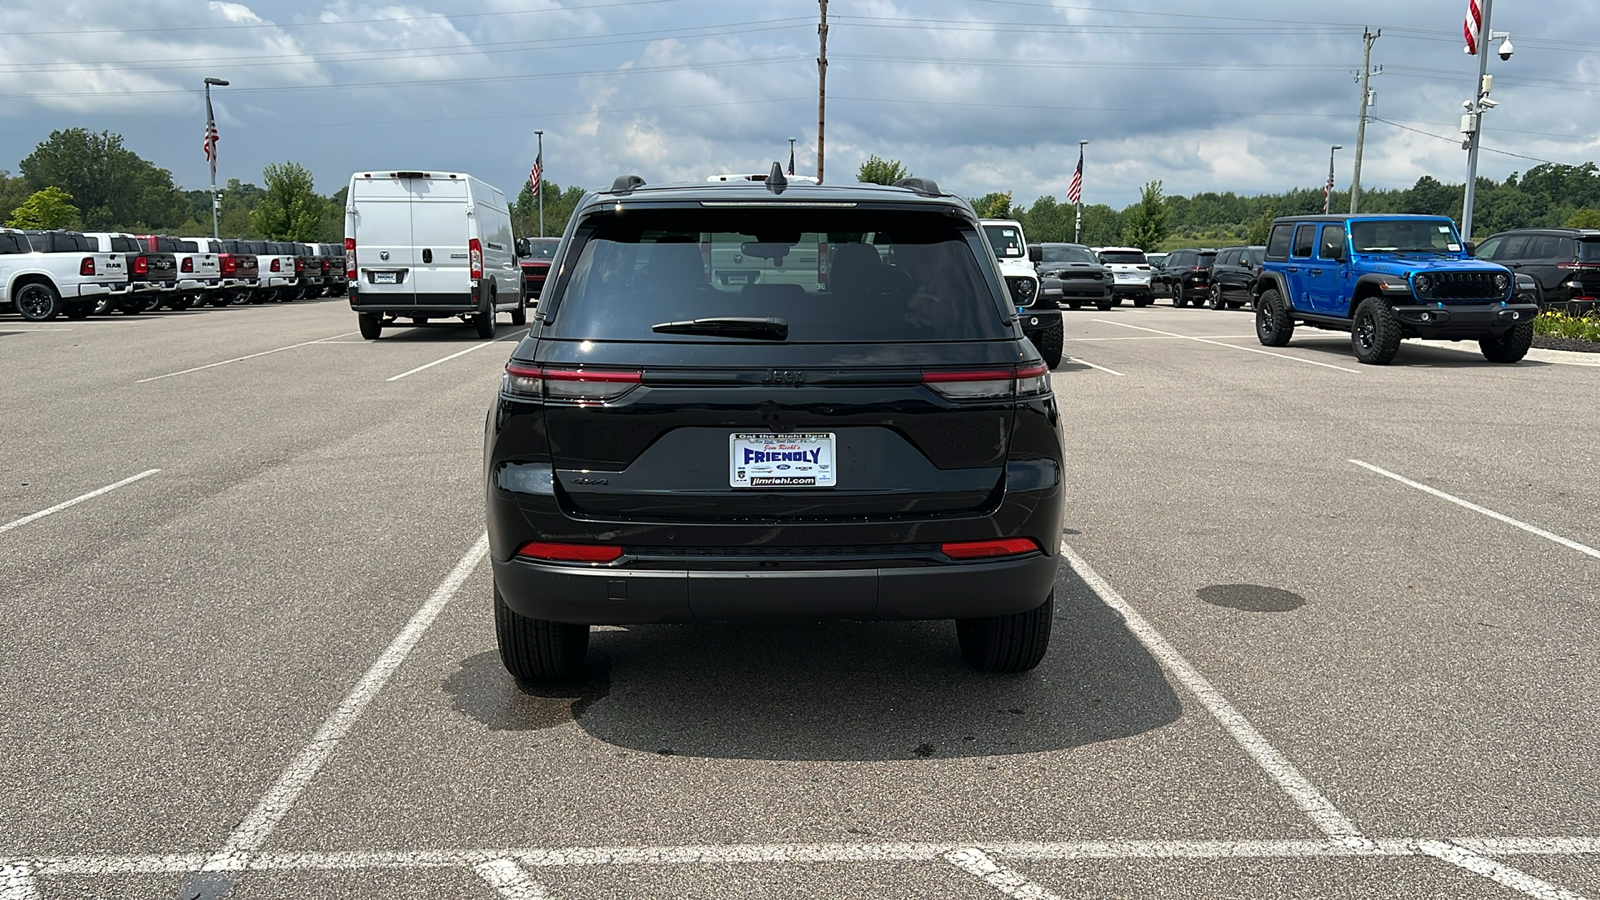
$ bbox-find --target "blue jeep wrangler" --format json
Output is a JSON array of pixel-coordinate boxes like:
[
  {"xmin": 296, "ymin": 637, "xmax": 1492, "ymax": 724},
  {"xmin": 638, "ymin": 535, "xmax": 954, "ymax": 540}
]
[{"xmin": 1252, "ymin": 214, "xmax": 1541, "ymax": 365}]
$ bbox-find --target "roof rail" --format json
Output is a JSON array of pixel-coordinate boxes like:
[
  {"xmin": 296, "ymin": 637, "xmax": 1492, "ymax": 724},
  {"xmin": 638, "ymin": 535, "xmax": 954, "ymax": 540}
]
[
  {"xmin": 765, "ymin": 162, "xmax": 788, "ymax": 195},
  {"xmin": 894, "ymin": 177, "xmax": 942, "ymax": 197},
  {"xmin": 610, "ymin": 174, "xmax": 645, "ymax": 194}
]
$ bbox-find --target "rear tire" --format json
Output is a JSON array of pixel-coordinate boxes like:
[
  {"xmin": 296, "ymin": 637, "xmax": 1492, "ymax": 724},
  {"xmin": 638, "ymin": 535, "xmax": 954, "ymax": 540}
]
[
  {"xmin": 15, "ymin": 282, "xmax": 62, "ymax": 321},
  {"xmin": 475, "ymin": 293, "xmax": 498, "ymax": 338},
  {"xmin": 1034, "ymin": 320, "xmax": 1063, "ymax": 369},
  {"xmin": 495, "ymin": 586, "xmax": 590, "ymax": 682},
  {"xmin": 1171, "ymin": 285, "xmax": 1185, "ymax": 307},
  {"xmin": 1480, "ymin": 323, "xmax": 1533, "ymax": 363},
  {"xmin": 358, "ymin": 312, "xmax": 383, "ymax": 340},
  {"xmin": 1208, "ymin": 284, "xmax": 1224, "ymax": 310},
  {"xmin": 957, "ymin": 590, "xmax": 1053, "ymax": 673},
  {"xmin": 1095, "ymin": 300, "xmax": 1112, "ymax": 311},
  {"xmin": 510, "ymin": 304, "xmax": 527, "ymax": 326},
  {"xmin": 1066, "ymin": 301, "xmax": 1082, "ymax": 311},
  {"xmin": 1351, "ymin": 297, "xmax": 1402, "ymax": 365},
  {"xmin": 1133, "ymin": 296, "xmax": 1150, "ymax": 308},
  {"xmin": 1255, "ymin": 289, "xmax": 1295, "ymax": 347}
]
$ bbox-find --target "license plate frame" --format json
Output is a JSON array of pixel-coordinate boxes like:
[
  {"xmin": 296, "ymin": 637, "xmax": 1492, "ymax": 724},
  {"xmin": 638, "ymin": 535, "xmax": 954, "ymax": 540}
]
[
  {"xmin": 729, "ymin": 433, "xmax": 836, "ymax": 488},
  {"xmin": 372, "ymin": 271, "xmax": 399, "ymax": 285}
]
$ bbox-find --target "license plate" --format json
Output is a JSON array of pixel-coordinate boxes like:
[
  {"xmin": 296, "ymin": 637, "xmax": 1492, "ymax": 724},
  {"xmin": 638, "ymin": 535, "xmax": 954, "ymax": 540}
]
[
  {"xmin": 1115, "ymin": 272, "xmax": 1139, "ymax": 281},
  {"xmin": 372, "ymin": 272, "xmax": 397, "ymax": 284},
  {"xmin": 730, "ymin": 433, "xmax": 835, "ymax": 488}
]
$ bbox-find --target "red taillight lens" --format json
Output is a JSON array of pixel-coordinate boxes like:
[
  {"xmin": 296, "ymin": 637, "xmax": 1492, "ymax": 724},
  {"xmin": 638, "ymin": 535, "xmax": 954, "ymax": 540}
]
[
  {"xmin": 345, "ymin": 238, "xmax": 356, "ymax": 278},
  {"xmin": 941, "ymin": 537, "xmax": 1041, "ymax": 560},
  {"xmin": 320, "ymin": 259, "xmax": 330, "ymax": 273},
  {"xmin": 222, "ymin": 256, "xmax": 237, "ymax": 274},
  {"xmin": 295, "ymin": 258, "xmax": 305, "ymax": 273},
  {"xmin": 543, "ymin": 368, "xmax": 642, "ymax": 402},
  {"xmin": 181, "ymin": 257, "xmax": 194, "ymax": 273},
  {"xmin": 922, "ymin": 368, "xmax": 1015, "ymax": 400},
  {"xmin": 469, "ymin": 238, "xmax": 483, "ymax": 279},
  {"xmin": 502, "ymin": 363, "xmax": 543, "ymax": 398},
  {"xmin": 80, "ymin": 257, "xmax": 95, "ymax": 276},
  {"xmin": 515, "ymin": 541, "xmax": 623, "ymax": 563},
  {"xmin": 133, "ymin": 256, "xmax": 149, "ymax": 275},
  {"xmin": 270, "ymin": 258, "xmax": 281, "ymax": 272},
  {"xmin": 1016, "ymin": 362, "xmax": 1051, "ymax": 397}
]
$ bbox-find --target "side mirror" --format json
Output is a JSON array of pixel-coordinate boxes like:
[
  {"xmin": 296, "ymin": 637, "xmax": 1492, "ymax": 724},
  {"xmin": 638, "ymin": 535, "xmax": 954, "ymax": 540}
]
[
  {"xmin": 1463, "ymin": 240, "xmax": 1477, "ymax": 257},
  {"xmin": 1027, "ymin": 244, "xmax": 1043, "ymax": 263}
]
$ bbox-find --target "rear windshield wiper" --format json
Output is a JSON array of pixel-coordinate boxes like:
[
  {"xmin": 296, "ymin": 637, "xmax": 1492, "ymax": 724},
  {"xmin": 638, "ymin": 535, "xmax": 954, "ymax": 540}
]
[{"xmin": 651, "ymin": 317, "xmax": 789, "ymax": 340}]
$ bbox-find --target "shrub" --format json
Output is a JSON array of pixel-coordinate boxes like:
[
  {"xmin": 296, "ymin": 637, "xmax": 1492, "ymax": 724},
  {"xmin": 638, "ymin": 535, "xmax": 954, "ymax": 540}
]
[{"xmin": 1533, "ymin": 310, "xmax": 1600, "ymax": 342}]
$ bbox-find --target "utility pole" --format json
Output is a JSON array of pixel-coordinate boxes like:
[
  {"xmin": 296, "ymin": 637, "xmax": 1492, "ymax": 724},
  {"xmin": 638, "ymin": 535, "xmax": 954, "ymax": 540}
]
[
  {"xmin": 816, "ymin": 0, "xmax": 828, "ymax": 184},
  {"xmin": 1350, "ymin": 27, "xmax": 1381, "ymax": 214},
  {"xmin": 1461, "ymin": 0, "xmax": 1511, "ymax": 241}
]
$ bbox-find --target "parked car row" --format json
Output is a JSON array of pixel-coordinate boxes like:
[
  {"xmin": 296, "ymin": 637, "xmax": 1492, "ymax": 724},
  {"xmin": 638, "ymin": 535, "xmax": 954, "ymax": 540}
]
[{"xmin": 0, "ymin": 227, "xmax": 349, "ymax": 321}]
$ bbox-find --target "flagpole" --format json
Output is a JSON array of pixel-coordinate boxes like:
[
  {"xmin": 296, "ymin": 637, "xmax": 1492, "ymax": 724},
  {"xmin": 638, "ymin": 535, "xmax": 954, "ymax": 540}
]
[
  {"xmin": 1074, "ymin": 140, "xmax": 1087, "ymax": 243},
  {"xmin": 204, "ymin": 77, "xmax": 228, "ymax": 240},
  {"xmin": 535, "ymin": 130, "xmax": 545, "ymax": 238}
]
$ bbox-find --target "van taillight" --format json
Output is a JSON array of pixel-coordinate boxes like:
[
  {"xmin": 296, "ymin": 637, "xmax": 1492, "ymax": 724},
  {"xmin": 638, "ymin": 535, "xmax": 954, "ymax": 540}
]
[
  {"xmin": 469, "ymin": 238, "xmax": 483, "ymax": 279},
  {"xmin": 133, "ymin": 256, "xmax": 149, "ymax": 275},
  {"xmin": 345, "ymin": 238, "xmax": 356, "ymax": 278},
  {"xmin": 181, "ymin": 257, "xmax": 194, "ymax": 273},
  {"xmin": 80, "ymin": 258, "xmax": 95, "ymax": 276}
]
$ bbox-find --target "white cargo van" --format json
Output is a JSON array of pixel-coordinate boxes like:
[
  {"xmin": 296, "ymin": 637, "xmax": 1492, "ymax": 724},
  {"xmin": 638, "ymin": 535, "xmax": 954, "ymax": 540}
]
[{"xmin": 345, "ymin": 170, "xmax": 523, "ymax": 340}]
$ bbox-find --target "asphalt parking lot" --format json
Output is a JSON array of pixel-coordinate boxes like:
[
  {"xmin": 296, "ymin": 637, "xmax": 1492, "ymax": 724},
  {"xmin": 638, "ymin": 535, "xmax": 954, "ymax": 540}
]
[{"xmin": 2, "ymin": 298, "xmax": 1597, "ymax": 899}]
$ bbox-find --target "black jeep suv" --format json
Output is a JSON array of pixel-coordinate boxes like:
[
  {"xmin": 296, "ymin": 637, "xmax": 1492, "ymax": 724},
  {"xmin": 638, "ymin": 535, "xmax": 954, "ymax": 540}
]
[
  {"xmin": 485, "ymin": 168, "xmax": 1065, "ymax": 681},
  {"xmin": 1475, "ymin": 228, "xmax": 1600, "ymax": 314}
]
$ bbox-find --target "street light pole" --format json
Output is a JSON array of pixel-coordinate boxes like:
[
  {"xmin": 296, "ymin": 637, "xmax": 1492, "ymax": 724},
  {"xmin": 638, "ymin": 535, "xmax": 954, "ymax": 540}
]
[
  {"xmin": 204, "ymin": 77, "xmax": 229, "ymax": 240},
  {"xmin": 1325, "ymin": 145, "xmax": 1343, "ymax": 214},
  {"xmin": 1461, "ymin": 0, "xmax": 1510, "ymax": 241},
  {"xmin": 1074, "ymin": 140, "xmax": 1088, "ymax": 243}
]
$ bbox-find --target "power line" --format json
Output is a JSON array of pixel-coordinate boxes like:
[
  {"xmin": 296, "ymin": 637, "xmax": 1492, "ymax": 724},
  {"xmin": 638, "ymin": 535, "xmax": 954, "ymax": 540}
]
[{"xmin": 1370, "ymin": 117, "xmax": 1565, "ymax": 165}]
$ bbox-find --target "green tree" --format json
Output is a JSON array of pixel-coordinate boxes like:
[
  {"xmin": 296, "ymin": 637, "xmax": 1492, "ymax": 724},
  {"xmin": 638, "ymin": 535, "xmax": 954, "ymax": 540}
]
[
  {"xmin": 6, "ymin": 186, "xmax": 80, "ymax": 229},
  {"xmin": 0, "ymin": 170, "xmax": 32, "ymax": 224},
  {"xmin": 18, "ymin": 128, "xmax": 185, "ymax": 230},
  {"xmin": 856, "ymin": 155, "xmax": 911, "ymax": 185},
  {"xmin": 1077, "ymin": 204, "xmax": 1123, "ymax": 246},
  {"xmin": 1245, "ymin": 206, "xmax": 1276, "ymax": 246},
  {"xmin": 1565, "ymin": 209, "xmax": 1600, "ymax": 229},
  {"xmin": 250, "ymin": 161, "xmax": 324, "ymax": 240},
  {"xmin": 1020, "ymin": 195, "xmax": 1068, "ymax": 243},
  {"xmin": 513, "ymin": 180, "xmax": 586, "ymax": 238},
  {"xmin": 1121, "ymin": 180, "xmax": 1171, "ymax": 251},
  {"xmin": 971, "ymin": 191, "xmax": 1014, "ymax": 219}
]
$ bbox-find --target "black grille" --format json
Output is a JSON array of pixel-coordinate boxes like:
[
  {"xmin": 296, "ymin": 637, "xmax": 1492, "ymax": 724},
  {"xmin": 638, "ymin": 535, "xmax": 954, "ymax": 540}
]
[
  {"xmin": 1417, "ymin": 271, "xmax": 1505, "ymax": 301},
  {"xmin": 1005, "ymin": 276, "xmax": 1038, "ymax": 307}
]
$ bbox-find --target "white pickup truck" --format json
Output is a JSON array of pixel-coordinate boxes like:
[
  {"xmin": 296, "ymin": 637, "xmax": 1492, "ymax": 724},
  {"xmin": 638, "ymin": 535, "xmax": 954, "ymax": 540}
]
[{"xmin": 1, "ymin": 227, "xmax": 127, "ymax": 321}]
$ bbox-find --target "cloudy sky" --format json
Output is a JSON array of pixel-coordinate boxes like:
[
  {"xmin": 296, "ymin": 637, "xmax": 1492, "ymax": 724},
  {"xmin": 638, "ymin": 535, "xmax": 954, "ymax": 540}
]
[{"xmin": 1, "ymin": 0, "xmax": 1596, "ymax": 209}]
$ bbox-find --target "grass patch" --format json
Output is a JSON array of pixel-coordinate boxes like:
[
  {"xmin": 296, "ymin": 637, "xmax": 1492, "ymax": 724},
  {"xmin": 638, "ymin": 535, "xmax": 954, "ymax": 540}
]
[{"xmin": 1533, "ymin": 310, "xmax": 1600, "ymax": 342}]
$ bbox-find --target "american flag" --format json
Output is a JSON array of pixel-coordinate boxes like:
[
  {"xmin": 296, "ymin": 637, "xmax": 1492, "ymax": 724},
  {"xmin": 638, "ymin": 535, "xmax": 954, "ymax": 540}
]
[
  {"xmin": 1324, "ymin": 169, "xmax": 1335, "ymax": 213},
  {"xmin": 529, "ymin": 152, "xmax": 542, "ymax": 197},
  {"xmin": 1066, "ymin": 146, "xmax": 1083, "ymax": 205},
  {"xmin": 203, "ymin": 93, "xmax": 219, "ymax": 180},
  {"xmin": 1463, "ymin": 0, "xmax": 1482, "ymax": 54}
]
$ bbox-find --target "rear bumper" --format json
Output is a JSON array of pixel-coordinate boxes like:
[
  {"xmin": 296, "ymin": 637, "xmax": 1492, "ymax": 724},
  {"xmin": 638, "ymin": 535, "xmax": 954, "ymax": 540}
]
[
  {"xmin": 1110, "ymin": 282, "xmax": 1151, "ymax": 296},
  {"xmin": 1395, "ymin": 302, "xmax": 1538, "ymax": 337},
  {"xmin": 492, "ymin": 551, "xmax": 1059, "ymax": 625},
  {"xmin": 71, "ymin": 283, "xmax": 117, "ymax": 299}
]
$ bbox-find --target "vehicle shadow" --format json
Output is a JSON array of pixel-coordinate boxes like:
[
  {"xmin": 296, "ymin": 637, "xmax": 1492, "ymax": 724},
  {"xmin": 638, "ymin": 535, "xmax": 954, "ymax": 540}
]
[
  {"xmin": 374, "ymin": 324, "xmax": 531, "ymax": 343},
  {"xmin": 1288, "ymin": 337, "xmax": 1552, "ymax": 368},
  {"xmin": 442, "ymin": 561, "xmax": 1183, "ymax": 761}
]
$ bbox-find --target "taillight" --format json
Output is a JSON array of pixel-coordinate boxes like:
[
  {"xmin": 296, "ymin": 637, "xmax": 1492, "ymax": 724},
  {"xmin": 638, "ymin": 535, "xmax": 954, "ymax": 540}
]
[
  {"xmin": 295, "ymin": 257, "xmax": 305, "ymax": 274},
  {"xmin": 502, "ymin": 364, "xmax": 643, "ymax": 403},
  {"xmin": 469, "ymin": 238, "xmax": 483, "ymax": 279},
  {"xmin": 221, "ymin": 256, "xmax": 237, "ymax": 274},
  {"xmin": 941, "ymin": 537, "xmax": 1041, "ymax": 560},
  {"xmin": 345, "ymin": 238, "xmax": 356, "ymax": 278},
  {"xmin": 921, "ymin": 368, "xmax": 1016, "ymax": 400},
  {"xmin": 515, "ymin": 541, "xmax": 623, "ymax": 563},
  {"xmin": 133, "ymin": 256, "xmax": 149, "ymax": 275},
  {"xmin": 320, "ymin": 259, "xmax": 330, "ymax": 273},
  {"xmin": 270, "ymin": 258, "xmax": 281, "ymax": 272},
  {"xmin": 1016, "ymin": 362, "xmax": 1051, "ymax": 397},
  {"xmin": 80, "ymin": 258, "xmax": 95, "ymax": 276},
  {"xmin": 181, "ymin": 257, "xmax": 194, "ymax": 273}
]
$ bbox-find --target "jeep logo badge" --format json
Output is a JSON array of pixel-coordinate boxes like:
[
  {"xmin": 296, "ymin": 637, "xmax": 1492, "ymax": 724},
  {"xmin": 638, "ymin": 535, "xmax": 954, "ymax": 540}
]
[{"xmin": 761, "ymin": 370, "xmax": 805, "ymax": 385}]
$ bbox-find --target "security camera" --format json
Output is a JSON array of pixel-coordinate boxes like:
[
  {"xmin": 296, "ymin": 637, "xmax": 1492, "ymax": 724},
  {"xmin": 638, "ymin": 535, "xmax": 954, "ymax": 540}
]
[
  {"xmin": 1480, "ymin": 97, "xmax": 1499, "ymax": 109},
  {"xmin": 1462, "ymin": 100, "xmax": 1474, "ymax": 110},
  {"xmin": 1497, "ymin": 38, "xmax": 1514, "ymax": 60}
]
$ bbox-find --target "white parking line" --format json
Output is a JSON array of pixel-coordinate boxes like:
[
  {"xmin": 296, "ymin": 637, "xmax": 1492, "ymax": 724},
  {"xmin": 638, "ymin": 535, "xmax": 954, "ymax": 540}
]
[
  {"xmin": 1351, "ymin": 460, "xmax": 1600, "ymax": 561},
  {"xmin": 1420, "ymin": 841, "xmax": 1591, "ymax": 900},
  {"xmin": 1064, "ymin": 335, "xmax": 1256, "ymax": 342},
  {"xmin": 0, "ymin": 470, "xmax": 160, "ymax": 536},
  {"xmin": 1063, "ymin": 356, "xmax": 1125, "ymax": 377},
  {"xmin": 1058, "ymin": 542, "xmax": 1364, "ymax": 842},
  {"xmin": 0, "ymin": 861, "xmax": 39, "ymax": 900},
  {"xmin": 1094, "ymin": 320, "xmax": 1361, "ymax": 373},
  {"xmin": 135, "ymin": 332, "xmax": 359, "ymax": 383},
  {"xmin": 386, "ymin": 328, "xmax": 529, "ymax": 382},
  {"xmin": 945, "ymin": 848, "xmax": 1063, "ymax": 900},
  {"xmin": 473, "ymin": 857, "xmax": 552, "ymax": 899},
  {"xmin": 194, "ymin": 534, "xmax": 490, "ymax": 875}
]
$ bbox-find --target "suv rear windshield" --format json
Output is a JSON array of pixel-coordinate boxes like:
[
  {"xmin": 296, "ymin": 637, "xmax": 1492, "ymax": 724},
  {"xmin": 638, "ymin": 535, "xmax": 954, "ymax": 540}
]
[
  {"xmin": 1578, "ymin": 239, "xmax": 1600, "ymax": 261},
  {"xmin": 1099, "ymin": 251, "xmax": 1146, "ymax": 264},
  {"xmin": 1041, "ymin": 245, "xmax": 1097, "ymax": 265},
  {"xmin": 548, "ymin": 208, "xmax": 1009, "ymax": 343}
]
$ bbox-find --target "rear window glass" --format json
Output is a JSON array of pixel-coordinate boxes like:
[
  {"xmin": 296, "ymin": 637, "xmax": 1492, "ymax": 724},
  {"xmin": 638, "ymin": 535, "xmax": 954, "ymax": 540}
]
[
  {"xmin": 523, "ymin": 240, "xmax": 559, "ymax": 259},
  {"xmin": 1196, "ymin": 251, "xmax": 1217, "ymax": 265},
  {"xmin": 982, "ymin": 224, "xmax": 1026, "ymax": 259},
  {"xmin": 1578, "ymin": 240, "xmax": 1600, "ymax": 261},
  {"xmin": 175, "ymin": 239, "xmax": 198, "ymax": 253},
  {"xmin": 110, "ymin": 236, "xmax": 140, "ymax": 253},
  {"xmin": 1292, "ymin": 225, "xmax": 1316, "ymax": 257},
  {"xmin": 1265, "ymin": 225, "xmax": 1292, "ymax": 259},
  {"xmin": 548, "ymin": 208, "xmax": 1009, "ymax": 343},
  {"xmin": 0, "ymin": 232, "xmax": 28, "ymax": 254},
  {"xmin": 1041, "ymin": 245, "xmax": 1097, "ymax": 265},
  {"xmin": 1098, "ymin": 251, "xmax": 1146, "ymax": 264}
]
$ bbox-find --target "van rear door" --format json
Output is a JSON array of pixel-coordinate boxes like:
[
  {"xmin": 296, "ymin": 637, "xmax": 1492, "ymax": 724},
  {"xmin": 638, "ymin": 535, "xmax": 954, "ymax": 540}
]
[
  {"xmin": 351, "ymin": 174, "xmax": 418, "ymax": 306},
  {"xmin": 407, "ymin": 176, "xmax": 471, "ymax": 305}
]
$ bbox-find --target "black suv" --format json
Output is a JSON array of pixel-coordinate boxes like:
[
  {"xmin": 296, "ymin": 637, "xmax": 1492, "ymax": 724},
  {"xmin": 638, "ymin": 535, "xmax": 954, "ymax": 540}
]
[
  {"xmin": 1037, "ymin": 242, "xmax": 1112, "ymax": 312},
  {"xmin": 485, "ymin": 168, "xmax": 1065, "ymax": 681},
  {"xmin": 1475, "ymin": 228, "xmax": 1600, "ymax": 314},
  {"xmin": 1161, "ymin": 248, "xmax": 1217, "ymax": 307},
  {"xmin": 1206, "ymin": 246, "xmax": 1264, "ymax": 310}
]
